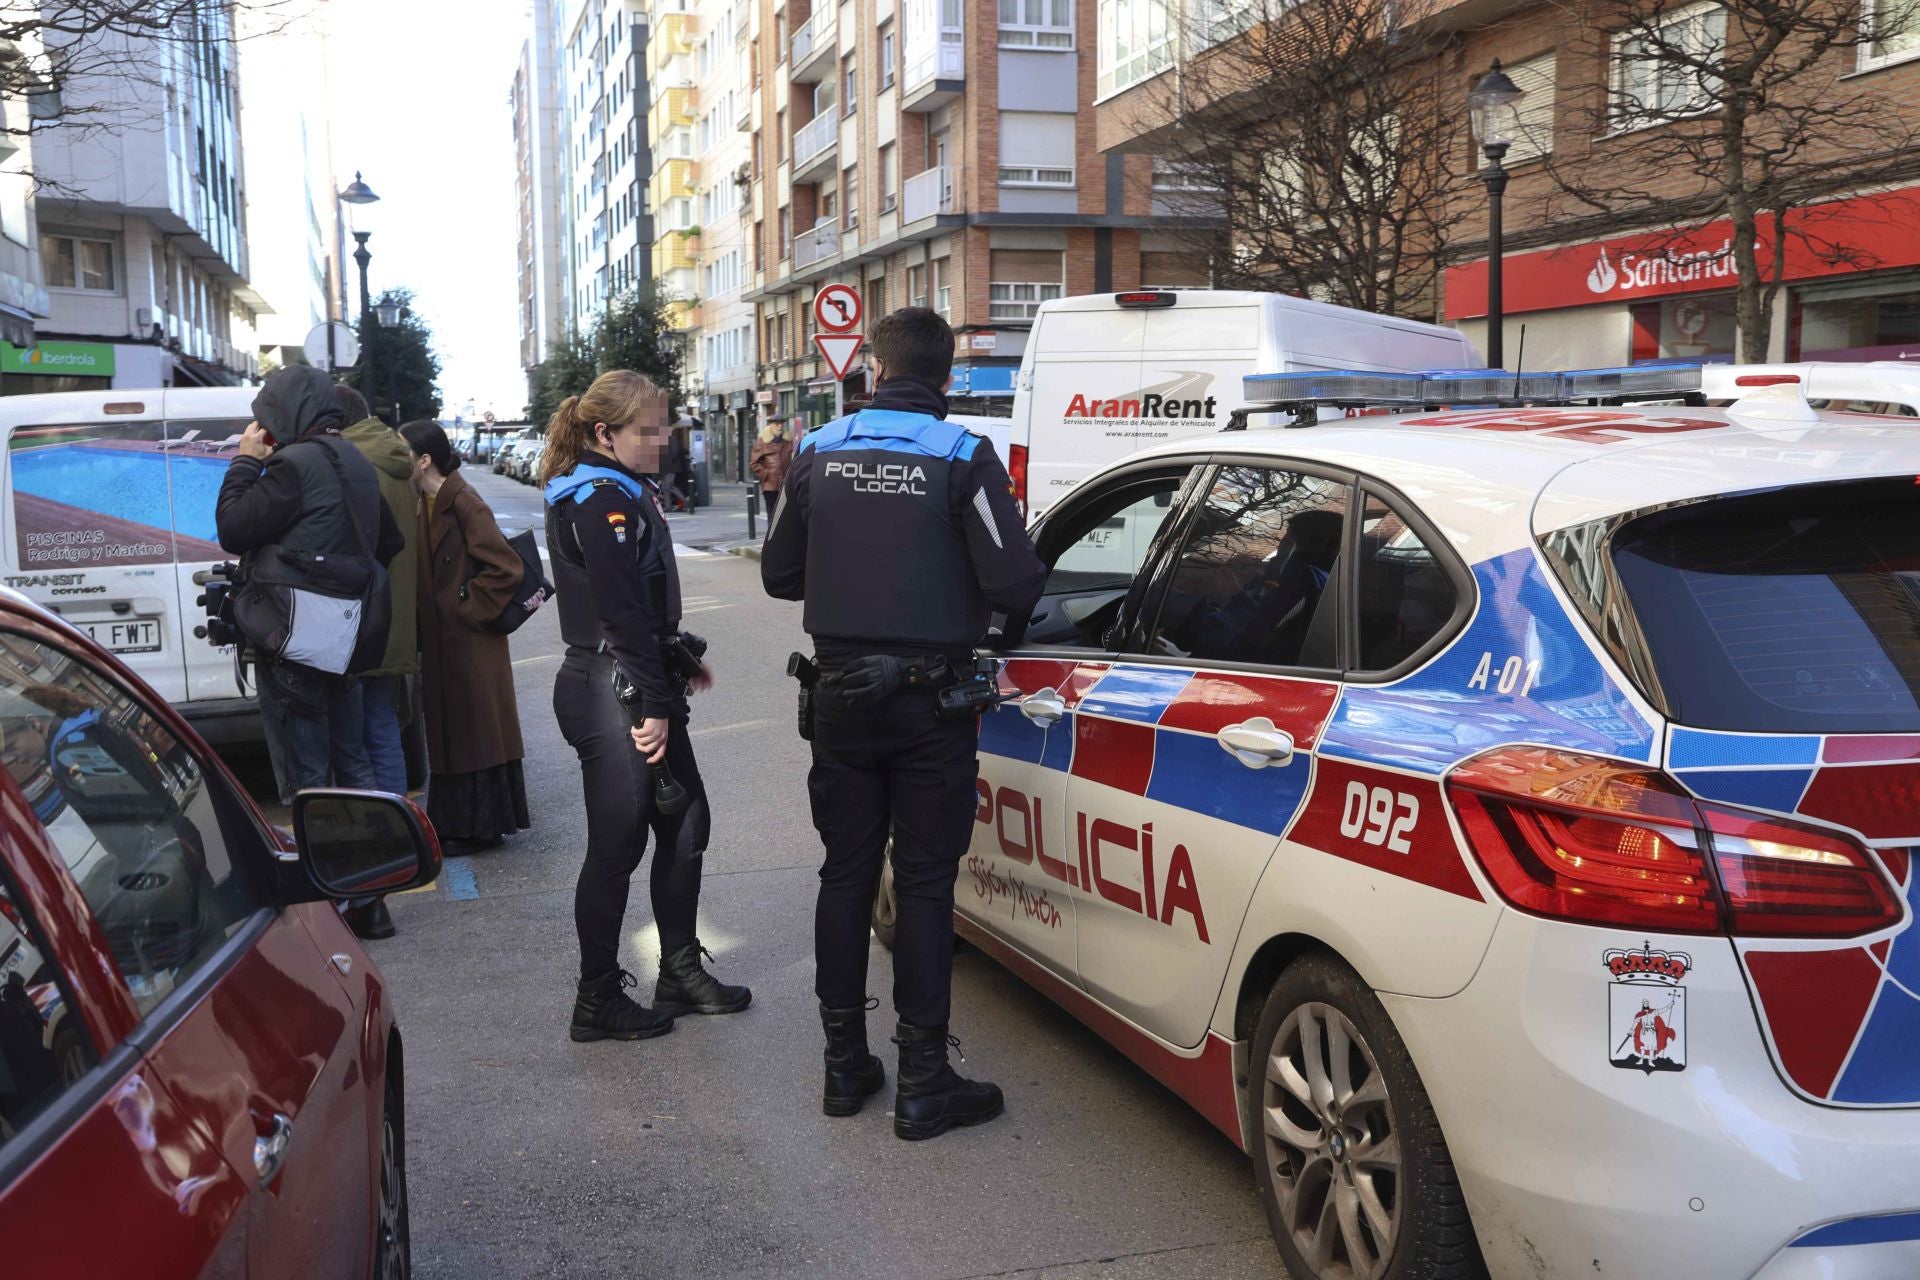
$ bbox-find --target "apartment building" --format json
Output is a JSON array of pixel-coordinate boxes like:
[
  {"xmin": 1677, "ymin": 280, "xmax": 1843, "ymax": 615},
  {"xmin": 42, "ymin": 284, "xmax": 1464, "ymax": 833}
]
[
  {"xmin": 514, "ymin": 0, "xmax": 570, "ymax": 372},
  {"xmin": 31, "ymin": 5, "xmax": 265, "ymax": 389},
  {"xmin": 739, "ymin": 0, "xmax": 1209, "ymax": 429},
  {"xmin": 0, "ymin": 37, "xmax": 50, "ymax": 365},
  {"xmin": 560, "ymin": 0, "xmax": 655, "ymax": 334},
  {"xmin": 1092, "ymin": 0, "xmax": 1920, "ymax": 369},
  {"xmin": 646, "ymin": 0, "xmax": 759, "ymax": 476}
]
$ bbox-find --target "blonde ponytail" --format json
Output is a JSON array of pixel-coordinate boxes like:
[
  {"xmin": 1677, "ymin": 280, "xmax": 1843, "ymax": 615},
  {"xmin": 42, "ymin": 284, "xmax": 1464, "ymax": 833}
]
[
  {"xmin": 539, "ymin": 372, "xmax": 668, "ymax": 486},
  {"xmin": 539, "ymin": 394, "xmax": 590, "ymax": 485}
]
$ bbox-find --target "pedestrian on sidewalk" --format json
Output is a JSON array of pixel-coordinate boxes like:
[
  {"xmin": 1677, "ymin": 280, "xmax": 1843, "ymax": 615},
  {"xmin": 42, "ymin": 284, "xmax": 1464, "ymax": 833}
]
[
  {"xmin": 400, "ymin": 420, "xmax": 531, "ymax": 855},
  {"xmin": 763, "ymin": 306, "xmax": 1046, "ymax": 1139},
  {"xmin": 543, "ymin": 370, "xmax": 750, "ymax": 1045},
  {"xmin": 749, "ymin": 421, "xmax": 793, "ymax": 524}
]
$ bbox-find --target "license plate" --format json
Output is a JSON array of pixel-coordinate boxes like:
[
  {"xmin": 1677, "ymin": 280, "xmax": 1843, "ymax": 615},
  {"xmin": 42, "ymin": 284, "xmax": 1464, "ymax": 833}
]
[{"xmin": 85, "ymin": 618, "xmax": 161, "ymax": 653}]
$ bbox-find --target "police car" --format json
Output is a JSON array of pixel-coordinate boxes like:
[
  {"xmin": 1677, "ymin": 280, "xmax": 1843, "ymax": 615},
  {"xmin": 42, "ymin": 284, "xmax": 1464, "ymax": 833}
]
[{"xmin": 959, "ymin": 363, "xmax": 1920, "ymax": 1280}]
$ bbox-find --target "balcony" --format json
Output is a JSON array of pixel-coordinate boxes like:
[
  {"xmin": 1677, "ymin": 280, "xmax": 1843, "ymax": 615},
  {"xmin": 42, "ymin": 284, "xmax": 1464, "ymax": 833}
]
[
  {"xmin": 791, "ymin": 110, "xmax": 837, "ymax": 183},
  {"xmin": 651, "ymin": 157, "xmax": 698, "ymax": 204},
  {"xmin": 653, "ymin": 231, "xmax": 698, "ymax": 276},
  {"xmin": 901, "ymin": 10, "xmax": 963, "ymax": 111},
  {"xmin": 901, "ymin": 165, "xmax": 959, "ymax": 224},
  {"xmin": 789, "ymin": 4, "xmax": 836, "ymax": 83},
  {"xmin": 653, "ymin": 85, "xmax": 697, "ymax": 133},
  {"xmin": 793, "ymin": 220, "xmax": 839, "ymax": 270}
]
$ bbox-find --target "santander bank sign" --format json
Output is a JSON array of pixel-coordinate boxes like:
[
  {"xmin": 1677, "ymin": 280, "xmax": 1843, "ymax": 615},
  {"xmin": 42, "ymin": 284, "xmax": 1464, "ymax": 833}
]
[{"xmin": 1443, "ymin": 185, "xmax": 1920, "ymax": 322}]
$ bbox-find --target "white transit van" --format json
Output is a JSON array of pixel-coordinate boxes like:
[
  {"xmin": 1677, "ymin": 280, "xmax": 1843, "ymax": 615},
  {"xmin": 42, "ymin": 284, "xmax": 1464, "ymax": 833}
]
[
  {"xmin": 1009, "ymin": 290, "xmax": 1481, "ymax": 519},
  {"xmin": 0, "ymin": 386, "xmax": 265, "ymax": 744}
]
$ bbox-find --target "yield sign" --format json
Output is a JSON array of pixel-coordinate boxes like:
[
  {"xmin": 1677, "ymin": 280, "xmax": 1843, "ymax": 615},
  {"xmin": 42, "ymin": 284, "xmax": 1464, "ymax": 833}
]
[
  {"xmin": 813, "ymin": 283, "xmax": 862, "ymax": 333},
  {"xmin": 814, "ymin": 333, "xmax": 864, "ymax": 378}
]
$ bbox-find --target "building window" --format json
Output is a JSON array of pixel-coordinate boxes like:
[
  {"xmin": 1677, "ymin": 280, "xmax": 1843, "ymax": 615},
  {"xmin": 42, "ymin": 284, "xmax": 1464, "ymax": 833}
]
[
  {"xmin": 1151, "ymin": 159, "xmax": 1218, "ymax": 192},
  {"xmin": 1862, "ymin": 0, "xmax": 1920, "ymax": 68},
  {"xmin": 909, "ymin": 262, "xmax": 928, "ymax": 306},
  {"xmin": 879, "ymin": 144, "xmax": 898, "ymax": 210},
  {"xmin": 843, "ymin": 56, "xmax": 858, "ymax": 115},
  {"xmin": 1000, "ymin": 0, "xmax": 1073, "ymax": 47},
  {"xmin": 998, "ymin": 111, "xmax": 1077, "ymax": 187},
  {"xmin": 990, "ymin": 249, "xmax": 1064, "ymax": 320},
  {"xmin": 42, "ymin": 234, "xmax": 115, "ymax": 292},
  {"xmin": 1610, "ymin": 3, "xmax": 1725, "ymax": 130},
  {"xmin": 1098, "ymin": 0, "xmax": 1174, "ymax": 99},
  {"xmin": 932, "ymin": 256, "xmax": 952, "ymax": 316},
  {"xmin": 880, "ymin": 24, "xmax": 897, "ymax": 87},
  {"xmin": 844, "ymin": 166, "xmax": 860, "ymax": 230}
]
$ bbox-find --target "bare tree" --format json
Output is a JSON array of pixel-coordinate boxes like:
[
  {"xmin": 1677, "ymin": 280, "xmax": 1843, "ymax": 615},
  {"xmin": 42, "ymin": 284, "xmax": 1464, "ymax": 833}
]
[
  {"xmin": 0, "ymin": 0, "xmax": 297, "ymax": 187},
  {"xmin": 1543, "ymin": 0, "xmax": 1920, "ymax": 361},
  {"xmin": 1127, "ymin": 0, "xmax": 1468, "ymax": 319}
]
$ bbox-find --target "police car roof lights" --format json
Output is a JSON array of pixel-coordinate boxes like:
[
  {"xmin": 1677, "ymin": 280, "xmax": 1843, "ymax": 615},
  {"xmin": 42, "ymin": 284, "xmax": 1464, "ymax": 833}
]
[
  {"xmin": 1240, "ymin": 370, "xmax": 1427, "ymax": 407},
  {"xmin": 1557, "ymin": 365, "xmax": 1703, "ymax": 401},
  {"xmin": 1421, "ymin": 370, "xmax": 1566, "ymax": 402},
  {"xmin": 1235, "ymin": 363, "xmax": 1707, "ymax": 426}
]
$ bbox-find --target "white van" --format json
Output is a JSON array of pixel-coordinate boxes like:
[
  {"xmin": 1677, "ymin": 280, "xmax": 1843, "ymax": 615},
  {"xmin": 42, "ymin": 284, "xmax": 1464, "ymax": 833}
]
[
  {"xmin": 1009, "ymin": 290, "xmax": 1481, "ymax": 518},
  {"xmin": 0, "ymin": 387, "xmax": 265, "ymax": 745}
]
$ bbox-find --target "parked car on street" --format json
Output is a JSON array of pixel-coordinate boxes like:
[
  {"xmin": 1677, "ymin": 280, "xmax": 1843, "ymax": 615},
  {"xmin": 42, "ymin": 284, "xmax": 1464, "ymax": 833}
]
[
  {"xmin": 0, "ymin": 585, "xmax": 441, "ymax": 1276},
  {"xmin": 940, "ymin": 362, "xmax": 1920, "ymax": 1280},
  {"xmin": 492, "ymin": 438, "xmax": 520, "ymax": 475},
  {"xmin": 511, "ymin": 429, "xmax": 543, "ymax": 483}
]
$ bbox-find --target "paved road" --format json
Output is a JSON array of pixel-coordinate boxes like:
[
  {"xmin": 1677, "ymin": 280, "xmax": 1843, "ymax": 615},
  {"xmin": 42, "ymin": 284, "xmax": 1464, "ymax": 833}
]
[{"xmin": 322, "ymin": 468, "xmax": 1284, "ymax": 1279}]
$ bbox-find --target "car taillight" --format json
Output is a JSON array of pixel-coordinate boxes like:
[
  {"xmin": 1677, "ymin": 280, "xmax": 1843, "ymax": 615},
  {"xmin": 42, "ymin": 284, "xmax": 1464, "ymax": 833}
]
[
  {"xmin": 1007, "ymin": 443, "xmax": 1028, "ymax": 519},
  {"xmin": 1448, "ymin": 747, "xmax": 1901, "ymax": 937}
]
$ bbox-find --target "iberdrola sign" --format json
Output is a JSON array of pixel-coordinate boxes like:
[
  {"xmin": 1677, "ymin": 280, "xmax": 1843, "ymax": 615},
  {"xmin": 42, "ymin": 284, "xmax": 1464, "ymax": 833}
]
[
  {"xmin": 1444, "ymin": 185, "xmax": 1920, "ymax": 322},
  {"xmin": 0, "ymin": 341, "xmax": 115, "ymax": 376}
]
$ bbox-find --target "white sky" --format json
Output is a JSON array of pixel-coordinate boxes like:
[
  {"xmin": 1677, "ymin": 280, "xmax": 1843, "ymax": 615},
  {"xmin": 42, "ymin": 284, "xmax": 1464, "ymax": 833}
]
[{"xmin": 316, "ymin": 0, "xmax": 530, "ymax": 419}]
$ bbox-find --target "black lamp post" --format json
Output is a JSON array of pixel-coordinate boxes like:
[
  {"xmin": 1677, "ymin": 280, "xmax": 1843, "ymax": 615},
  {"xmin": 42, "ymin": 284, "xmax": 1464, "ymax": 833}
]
[
  {"xmin": 375, "ymin": 293, "xmax": 404, "ymax": 425},
  {"xmin": 352, "ymin": 231, "xmax": 373, "ymax": 327},
  {"xmin": 324, "ymin": 173, "xmax": 379, "ymax": 374},
  {"xmin": 1469, "ymin": 60, "xmax": 1525, "ymax": 370}
]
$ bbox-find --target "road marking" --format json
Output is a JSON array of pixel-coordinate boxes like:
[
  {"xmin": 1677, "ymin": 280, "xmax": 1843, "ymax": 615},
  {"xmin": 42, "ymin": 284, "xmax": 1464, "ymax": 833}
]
[
  {"xmin": 512, "ymin": 653, "xmax": 561, "ymax": 667},
  {"xmin": 442, "ymin": 857, "xmax": 480, "ymax": 900},
  {"xmin": 691, "ymin": 717, "xmax": 772, "ymax": 738},
  {"xmin": 682, "ymin": 603, "xmax": 733, "ymax": 614}
]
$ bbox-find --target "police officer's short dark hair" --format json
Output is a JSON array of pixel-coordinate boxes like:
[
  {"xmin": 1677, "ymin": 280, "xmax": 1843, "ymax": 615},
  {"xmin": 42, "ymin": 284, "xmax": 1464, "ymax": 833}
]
[
  {"xmin": 870, "ymin": 307, "xmax": 953, "ymax": 385},
  {"xmin": 333, "ymin": 383, "xmax": 370, "ymax": 424}
]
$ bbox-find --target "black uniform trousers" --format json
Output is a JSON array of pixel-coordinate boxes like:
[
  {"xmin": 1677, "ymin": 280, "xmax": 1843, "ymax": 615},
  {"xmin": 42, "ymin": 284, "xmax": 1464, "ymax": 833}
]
[
  {"xmin": 554, "ymin": 649, "xmax": 706, "ymax": 979},
  {"xmin": 809, "ymin": 683, "xmax": 979, "ymax": 1029}
]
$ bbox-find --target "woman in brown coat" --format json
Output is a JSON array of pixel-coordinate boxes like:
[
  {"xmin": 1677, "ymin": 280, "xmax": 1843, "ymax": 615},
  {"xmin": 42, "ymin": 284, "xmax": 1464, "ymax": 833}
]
[
  {"xmin": 748, "ymin": 422, "xmax": 794, "ymax": 523},
  {"xmin": 400, "ymin": 420, "xmax": 531, "ymax": 853}
]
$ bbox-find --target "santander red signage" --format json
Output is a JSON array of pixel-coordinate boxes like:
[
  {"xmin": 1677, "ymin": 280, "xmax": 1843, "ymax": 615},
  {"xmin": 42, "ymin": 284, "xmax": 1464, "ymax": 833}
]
[{"xmin": 1444, "ymin": 185, "xmax": 1920, "ymax": 321}]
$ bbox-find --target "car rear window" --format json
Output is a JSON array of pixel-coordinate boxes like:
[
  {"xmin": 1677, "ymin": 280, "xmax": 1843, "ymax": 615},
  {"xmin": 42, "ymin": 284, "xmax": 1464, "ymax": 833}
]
[{"xmin": 1607, "ymin": 477, "xmax": 1920, "ymax": 733}]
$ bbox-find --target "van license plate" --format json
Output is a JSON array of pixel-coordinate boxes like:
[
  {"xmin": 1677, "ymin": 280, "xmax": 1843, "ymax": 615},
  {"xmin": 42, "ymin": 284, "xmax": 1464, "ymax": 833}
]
[{"xmin": 87, "ymin": 618, "xmax": 161, "ymax": 653}]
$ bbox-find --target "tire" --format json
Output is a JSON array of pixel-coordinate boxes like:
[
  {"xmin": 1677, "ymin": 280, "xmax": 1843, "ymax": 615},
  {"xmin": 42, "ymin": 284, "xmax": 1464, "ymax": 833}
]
[
  {"xmin": 375, "ymin": 1071, "xmax": 412, "ymax": 1280},
  {"xmin": 1248, "ymin": 953, "xmax": 1485, "ymax": 1280},
  {"xmin": 870, "ymin": 841, "xmax": 897, "ymax": 951}
]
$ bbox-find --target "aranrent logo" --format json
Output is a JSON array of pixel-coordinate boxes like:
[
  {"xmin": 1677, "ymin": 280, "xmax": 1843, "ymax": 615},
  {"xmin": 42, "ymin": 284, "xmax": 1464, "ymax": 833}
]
[{"xmin": 1062, "ymin": 371, "xmax": 1219, "ymax": 425}]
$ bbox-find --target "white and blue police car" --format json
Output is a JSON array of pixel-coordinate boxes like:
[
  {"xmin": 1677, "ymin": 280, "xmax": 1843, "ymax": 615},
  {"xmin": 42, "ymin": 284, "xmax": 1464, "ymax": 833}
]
[{"xmin": 951, "ymin": 363, "xmax": 1920, "ymax": 1280}]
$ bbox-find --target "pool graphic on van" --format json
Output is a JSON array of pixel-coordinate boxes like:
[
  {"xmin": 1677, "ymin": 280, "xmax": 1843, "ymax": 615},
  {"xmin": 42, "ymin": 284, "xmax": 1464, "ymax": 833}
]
[{"xmin": 9, "ymin": 423, "xmax": 229, "ymax": 568}]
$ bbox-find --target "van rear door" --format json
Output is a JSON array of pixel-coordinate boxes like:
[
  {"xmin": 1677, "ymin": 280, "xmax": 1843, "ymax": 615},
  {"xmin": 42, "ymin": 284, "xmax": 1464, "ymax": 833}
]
[
  {"xmin": 0, "ymin": 394, "xmax": 191, "ymax": 702},
  {"xmin": 160, "ymin": 390, "xmax": 254, "ymax": 707}
]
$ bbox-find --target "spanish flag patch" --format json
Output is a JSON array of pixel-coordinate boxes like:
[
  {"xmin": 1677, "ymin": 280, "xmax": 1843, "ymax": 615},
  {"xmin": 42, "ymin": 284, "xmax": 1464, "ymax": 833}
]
[{"xmin": 607, "ymin": 511, "xmax": 629, "ymax": 543}]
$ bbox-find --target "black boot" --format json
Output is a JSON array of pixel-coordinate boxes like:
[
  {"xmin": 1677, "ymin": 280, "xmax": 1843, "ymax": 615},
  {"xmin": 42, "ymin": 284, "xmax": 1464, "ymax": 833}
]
[
  {"xmin": 821, "ymin": 1003, "xmax": 885, "ymax": 1117},
  {"xmin": 654, "ymin": 941, "xmax": 753, "ymax": 1015},
  {"xmin": 892, "ymin": 1022, "xmax": 1004, "ymax": 1141},
  {"xmin": 570, "ymin": 969, "xmax": 675, "ymax": 1042}
]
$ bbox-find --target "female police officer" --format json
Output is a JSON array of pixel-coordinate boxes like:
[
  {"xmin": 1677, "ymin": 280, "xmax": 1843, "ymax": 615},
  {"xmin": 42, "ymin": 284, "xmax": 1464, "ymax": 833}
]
[{"xmin": 542, "ymin": 370, "xmax": 750, "ymax": 1042}]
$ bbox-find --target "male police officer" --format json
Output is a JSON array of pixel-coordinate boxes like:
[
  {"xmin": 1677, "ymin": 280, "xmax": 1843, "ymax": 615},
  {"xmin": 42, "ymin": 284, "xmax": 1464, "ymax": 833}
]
[{"xmin": 763, "ymin": 306, "xmax": 1045, "ymax": 1140}]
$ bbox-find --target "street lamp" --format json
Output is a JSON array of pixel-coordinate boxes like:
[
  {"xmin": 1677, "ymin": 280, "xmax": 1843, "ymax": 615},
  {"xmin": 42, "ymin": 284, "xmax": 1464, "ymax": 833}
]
[
  {"xmin": 324, "ymin": 174, "xmax": 379, "ymax": 375},
  {"xmin": 339, "ymin": 171, "xmax": 379, "ymax": 206},
  {"xmin": 1469, "ymin": 59, "xmax": 1525, "ymax": 370},
  {"xmin": 352, "ymin": 231, "xmax": 373, "ymax": 325},
  {"xmin": 375, "ymin": 293, "xmax": 404, "ymax": 425}
]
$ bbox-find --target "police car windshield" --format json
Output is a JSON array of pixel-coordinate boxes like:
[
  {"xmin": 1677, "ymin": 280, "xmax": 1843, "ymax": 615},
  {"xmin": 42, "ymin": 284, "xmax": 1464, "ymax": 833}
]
[{"xmin": 1606, "ymin": 477, "xmax": 1920, "ymax": 733}]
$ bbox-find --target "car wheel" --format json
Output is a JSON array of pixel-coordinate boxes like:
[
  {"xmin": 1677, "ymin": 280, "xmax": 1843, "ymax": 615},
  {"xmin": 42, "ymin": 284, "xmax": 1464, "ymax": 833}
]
[
  {"xmin": 871, "ymin": 842, "xmax": 897, "ymax": 951},
  {"xmin": 376, "ymin": 1073, "xmax": 412, "ymax": 1280},
  {"xmin": 1249, "ymin": 953, "xmax": 1484, "ymax": 1280}
]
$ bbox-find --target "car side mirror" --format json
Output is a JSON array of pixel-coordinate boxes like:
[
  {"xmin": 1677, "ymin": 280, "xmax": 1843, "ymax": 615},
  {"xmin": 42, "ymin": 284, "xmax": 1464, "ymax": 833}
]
[{"xmin": 292, "ymin": 790, "xmax": 441, "ymax": 899}]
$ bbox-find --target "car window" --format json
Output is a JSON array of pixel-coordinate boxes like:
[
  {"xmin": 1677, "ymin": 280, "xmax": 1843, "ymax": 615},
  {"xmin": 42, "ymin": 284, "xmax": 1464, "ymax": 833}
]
[
  {"xmin": 0, "ymin": 632, "xmax": 268, "ymax": 1017},
  {"xmin": 0, "ymin": 877, "xmax": 97, "ymax": 1147},
  {"xmin": 1154, "ymin": 465, "xmax": 1348, "ymax": 668},
  {"xmin": 1356, "ymin": 492, "xmax": 1459, "ymax": 672},
  {"xmin": 1025, "ymin": 470, "xmax": 1192, "ymax": 648}
]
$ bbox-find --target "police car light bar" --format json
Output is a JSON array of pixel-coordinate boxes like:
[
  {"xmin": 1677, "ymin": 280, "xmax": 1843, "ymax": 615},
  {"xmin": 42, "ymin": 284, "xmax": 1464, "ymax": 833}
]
[
  {"xmin": 1241, "ymin": 370, "xmax": 1427, "ymax": 406},
  {"xmin": 1422, "ymin": 370, "xmax": 1565, "ymax": 402},
  {"xmin": 1238, "ymin": 365, "xmax": 1707, "ymax": 419}
]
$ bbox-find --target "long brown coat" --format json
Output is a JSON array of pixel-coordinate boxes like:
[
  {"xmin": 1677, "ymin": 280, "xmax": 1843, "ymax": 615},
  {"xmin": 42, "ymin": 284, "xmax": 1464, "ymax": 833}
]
[{"xmin": 417, "ymin": 469, "xmax": 524, "ymax": 775}]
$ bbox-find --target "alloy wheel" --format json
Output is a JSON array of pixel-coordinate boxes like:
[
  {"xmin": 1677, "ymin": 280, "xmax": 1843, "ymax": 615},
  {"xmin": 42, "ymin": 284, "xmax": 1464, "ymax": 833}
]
[
  {"xmin": 377, "ymin": 1108, "xmax": 410, "ymax": 1280},
  {"xmin": 1262, "ymin": 1001, "xmax": 1401, "ymax": 1280}
]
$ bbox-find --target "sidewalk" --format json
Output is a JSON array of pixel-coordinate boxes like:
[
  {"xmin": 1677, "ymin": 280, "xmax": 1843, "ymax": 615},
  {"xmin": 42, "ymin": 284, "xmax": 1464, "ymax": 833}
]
[{"xmin": 670, "ymin": 480, "xmax": 768, "ymax": 559}]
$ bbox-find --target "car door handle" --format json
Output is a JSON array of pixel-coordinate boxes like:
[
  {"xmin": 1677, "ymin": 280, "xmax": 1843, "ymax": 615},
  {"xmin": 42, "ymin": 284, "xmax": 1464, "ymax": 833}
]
[
  {"xmin": 1218, "ymin": 718, "xmax": 1295, "ymax": 769},
  {"xmin": 1019, "ymin": 687, "xmax": 1066, "ymax": 727},
  {"xmin": 253, "ymin": 1113, "xmax": 294, "ymax": 1186}
]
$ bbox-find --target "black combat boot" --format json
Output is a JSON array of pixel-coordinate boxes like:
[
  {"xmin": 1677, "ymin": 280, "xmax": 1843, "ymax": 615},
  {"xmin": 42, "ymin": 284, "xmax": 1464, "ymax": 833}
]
[
  {"xmin": 821, "ymin": 1002, "xmax": 885, "ymax": 1117},
  {"xmin": 892, "ymin": 1022, "xmax": 1004, "ymax": 1141},
  {"xmin": 654, "ymin": 941, "xmax": 753, "ymax": 1015},
  {"xmin": 570, "ymin": 969, "xmax": 675, "ymax": 1042}
]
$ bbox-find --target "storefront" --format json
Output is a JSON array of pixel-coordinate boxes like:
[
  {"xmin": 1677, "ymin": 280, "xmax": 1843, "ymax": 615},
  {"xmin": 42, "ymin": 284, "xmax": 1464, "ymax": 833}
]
[
  {"xmin": 1444, "ymin": 185, "xmax": 1920, "ymax": 368},
  {"xmin": 0, "ymin": 341, "xmax": 116, "ymax": 395}
]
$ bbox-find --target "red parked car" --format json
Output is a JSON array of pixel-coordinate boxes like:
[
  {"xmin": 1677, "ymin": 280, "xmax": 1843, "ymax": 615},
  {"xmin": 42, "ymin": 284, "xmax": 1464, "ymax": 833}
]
[{"xmin": 0, "ymin": 593, "xmax": 440, "ymax": 1277}]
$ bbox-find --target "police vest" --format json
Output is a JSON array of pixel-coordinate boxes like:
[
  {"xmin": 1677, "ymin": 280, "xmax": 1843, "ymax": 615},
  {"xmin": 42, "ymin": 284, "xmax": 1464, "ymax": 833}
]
[{"xmin": 545, "ymin": 465, "xmax": 682, "ymax": 648}]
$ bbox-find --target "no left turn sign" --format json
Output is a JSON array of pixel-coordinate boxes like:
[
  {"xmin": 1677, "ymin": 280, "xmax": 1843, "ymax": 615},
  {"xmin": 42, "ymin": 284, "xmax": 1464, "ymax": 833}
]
[{"xmin": 813, "ymin": 284, "xmax": 862, "ymax": 333}]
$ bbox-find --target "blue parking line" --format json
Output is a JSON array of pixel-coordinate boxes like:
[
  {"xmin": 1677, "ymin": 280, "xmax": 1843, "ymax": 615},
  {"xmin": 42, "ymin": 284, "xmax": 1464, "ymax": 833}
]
[{"xmin": 441, "ymin": 857, "xmax": 480, "ymax": 901}]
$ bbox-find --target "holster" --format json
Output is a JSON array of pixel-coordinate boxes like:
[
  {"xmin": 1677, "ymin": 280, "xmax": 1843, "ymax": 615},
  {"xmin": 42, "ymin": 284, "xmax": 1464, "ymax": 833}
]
[{"xmin": 787, "ymin": 651, "xmax": 819, "ymax": 741}]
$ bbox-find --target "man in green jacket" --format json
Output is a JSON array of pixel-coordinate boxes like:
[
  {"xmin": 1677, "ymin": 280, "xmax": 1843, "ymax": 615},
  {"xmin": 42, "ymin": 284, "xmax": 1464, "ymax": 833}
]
[{"xmin": 335, "ymin": 385, "xmax": 421, "ymax": 939}]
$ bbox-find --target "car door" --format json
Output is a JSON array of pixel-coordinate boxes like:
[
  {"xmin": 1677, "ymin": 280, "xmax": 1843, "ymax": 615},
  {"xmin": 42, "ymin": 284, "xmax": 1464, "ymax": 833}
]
[
  {"xmin": 1065, "ymin": 462, "xmax": 1351, "ymax": 1048},
  {"xmin": 972, "ymin": 461, "xmax": 1205, "ymax": 982},
  {"xmin": 0, "ymin": 619, "xmax": 371, "ymax": 1278}
]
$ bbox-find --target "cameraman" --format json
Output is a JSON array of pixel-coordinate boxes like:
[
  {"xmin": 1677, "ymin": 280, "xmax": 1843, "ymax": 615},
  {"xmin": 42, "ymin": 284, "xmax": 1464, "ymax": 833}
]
[
  {"xmin": 215, "ymin": 366, "xmax": 404, "ymax": 812},
  {"xmin": 542, "ymin": 370, "xmax": 750, "ymax": 1045}
]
